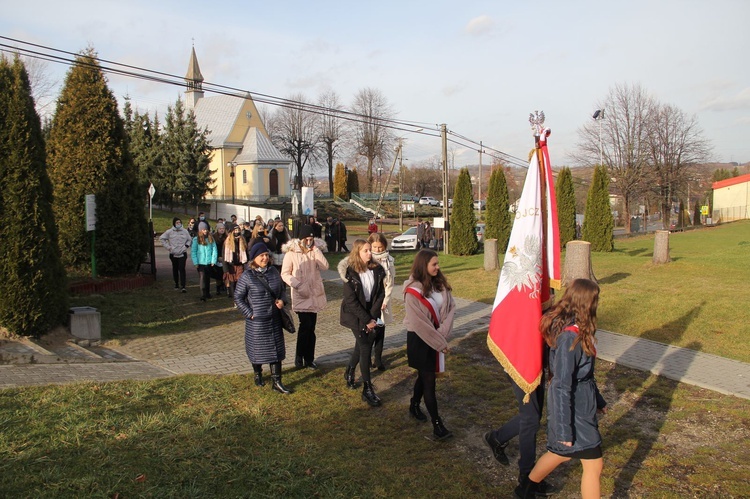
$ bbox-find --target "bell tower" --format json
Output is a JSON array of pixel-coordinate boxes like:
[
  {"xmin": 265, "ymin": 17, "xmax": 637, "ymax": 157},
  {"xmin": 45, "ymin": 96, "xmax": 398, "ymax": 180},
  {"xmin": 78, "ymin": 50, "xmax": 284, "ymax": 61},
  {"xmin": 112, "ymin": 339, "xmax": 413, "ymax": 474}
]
[{"xmin": 185, "ymin": 46, "xmax": 204, "ymax": 110}]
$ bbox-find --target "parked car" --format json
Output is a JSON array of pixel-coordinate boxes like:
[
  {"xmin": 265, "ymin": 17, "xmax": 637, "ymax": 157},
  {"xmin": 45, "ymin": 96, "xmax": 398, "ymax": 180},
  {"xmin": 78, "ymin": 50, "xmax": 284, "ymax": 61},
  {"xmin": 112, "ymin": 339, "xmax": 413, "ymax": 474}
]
[
  {"xmin": 475, "ymin": 223, "xmax": 486, "ymax": 244},
  {"xmin": 473, "ymin": 199, "xmax": 486, "ymax": 210},
  {"xmin": 391, "ymin": 226, "xmax": 420, "ymax": 250},
  {"xmin": 419, "ymin": 196, "xmax": 440, "ymax": 206},
  {"xmin": 438, "ymin": 198, "xmax": 453, "ymax": 208}
]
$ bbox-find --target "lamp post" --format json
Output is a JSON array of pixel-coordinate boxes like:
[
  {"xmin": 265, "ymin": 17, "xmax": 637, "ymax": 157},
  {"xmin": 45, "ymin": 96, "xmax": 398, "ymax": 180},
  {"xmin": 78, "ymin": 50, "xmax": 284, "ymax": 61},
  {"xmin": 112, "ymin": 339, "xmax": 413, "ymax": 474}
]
[
  {"xmin": 592, "ymin": 109, "xmax": 604, "ymax": 167},
  {"xmin": 377, "ymin": 166, "xmax": 384, "ymax": 198},
  {"xmin": 227, "ymin": 161, "xmax": 237, "ymax": 204}
]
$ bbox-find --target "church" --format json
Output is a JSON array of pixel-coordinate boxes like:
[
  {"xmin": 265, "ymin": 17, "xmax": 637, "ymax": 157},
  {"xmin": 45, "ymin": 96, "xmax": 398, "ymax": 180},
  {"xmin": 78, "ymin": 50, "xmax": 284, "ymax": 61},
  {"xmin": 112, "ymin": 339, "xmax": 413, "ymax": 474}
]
[{"xmin": 184, "ymin": 48, "xmax": 292, "ymax": 202}]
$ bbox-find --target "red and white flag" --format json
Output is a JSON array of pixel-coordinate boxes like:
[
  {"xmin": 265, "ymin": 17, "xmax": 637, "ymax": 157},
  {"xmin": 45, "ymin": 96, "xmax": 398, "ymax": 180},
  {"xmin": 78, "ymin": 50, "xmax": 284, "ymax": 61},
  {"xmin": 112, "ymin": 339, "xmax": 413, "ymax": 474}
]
[{"xmin": 487, "ymin": 130, "xmax": 560, "ymax": 401}]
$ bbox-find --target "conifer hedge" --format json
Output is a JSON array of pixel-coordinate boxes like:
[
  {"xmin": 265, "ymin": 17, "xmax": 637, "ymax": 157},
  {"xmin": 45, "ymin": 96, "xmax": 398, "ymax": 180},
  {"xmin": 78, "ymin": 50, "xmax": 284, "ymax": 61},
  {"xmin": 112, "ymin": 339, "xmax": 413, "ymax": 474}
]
[
  {"xmin": 582, "ymin": 165, "xmax": 614, "ymax": 252},
  {"xmin": 0, "ymin": 57, "xmax": 68, "ymax": 336},
  {"xmin": 449, "ymin": 168, "xmax": 478, "ymax": 255},
  {"xmin": 484, "ymin": 168, "xmax": 511, "ymax": 253},
  {"xmin": 47, "ymin": 49, "xmax": 148, "ymax": 273},
  {"xmin": 555, "ymin": 167, "xmax": 577, "ymax": 249}
]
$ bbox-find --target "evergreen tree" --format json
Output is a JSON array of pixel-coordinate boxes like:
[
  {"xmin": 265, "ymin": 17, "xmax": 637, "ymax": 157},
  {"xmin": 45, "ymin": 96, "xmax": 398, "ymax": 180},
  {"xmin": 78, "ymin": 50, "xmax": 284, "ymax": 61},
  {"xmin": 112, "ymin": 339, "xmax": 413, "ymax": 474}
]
[
  {"xmin": 693, "ymin": 199, "xmax": 701, "ymax": 226},
  {"xmin": 347, "ymin": 167, "xmax": 360, "ymax": 197},
  {"xmin": 0, "ymin": 57, "xmax": 67, "ymax": 336},
  {"xmin": 449, "ymin": 168, "xmax": 478, "ymax": 255},
  {"xmin": 484, "ymin": 167, "xmax": 511, "ymax": 253},
  {"xmin": 555, "ymin": 167, "xmax": 577, "ymax": 249},
  {"xmin": 162, "ymin": 98, "xmax": 212, "ymax": 209},
  {"xmin": 582, "ymin": 165, "xmax": 614, "ymax": 252},
  {"xmin": 47, "ymin": 48, "xmax": 149, "ymax": 273},
  {"xmin": 333, "ymin": 162, "xmax": 348, "ymax": 200}
]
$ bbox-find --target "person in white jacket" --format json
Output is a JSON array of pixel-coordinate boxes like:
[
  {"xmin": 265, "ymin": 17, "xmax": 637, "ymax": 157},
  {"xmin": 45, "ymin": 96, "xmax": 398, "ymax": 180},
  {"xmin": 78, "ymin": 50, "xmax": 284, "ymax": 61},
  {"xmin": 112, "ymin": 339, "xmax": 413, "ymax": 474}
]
[{"xmin": 159, "ymin": 217, "xmax": 192, "ymax": 292}]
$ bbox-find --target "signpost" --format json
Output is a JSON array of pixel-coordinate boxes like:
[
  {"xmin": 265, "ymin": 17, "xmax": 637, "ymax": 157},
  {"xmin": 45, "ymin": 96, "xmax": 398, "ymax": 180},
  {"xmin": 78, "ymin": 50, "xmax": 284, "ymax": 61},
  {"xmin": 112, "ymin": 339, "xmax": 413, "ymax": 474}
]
[
  {"xmin": 85, "ymin": 194, "xmax": 97, "ymax": 278},
  {"xmin": 148, "ymin": 183, "xmax": 156, "ymax": 221}
]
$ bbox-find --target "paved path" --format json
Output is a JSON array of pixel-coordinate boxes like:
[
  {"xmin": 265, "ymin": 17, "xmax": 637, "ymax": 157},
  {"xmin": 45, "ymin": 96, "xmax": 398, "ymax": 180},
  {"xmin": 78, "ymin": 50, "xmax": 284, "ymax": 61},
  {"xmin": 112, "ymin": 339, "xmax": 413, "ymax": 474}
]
[{"xmin": 1, "ymin": 248, "xmax": 749, "ymax": 400}]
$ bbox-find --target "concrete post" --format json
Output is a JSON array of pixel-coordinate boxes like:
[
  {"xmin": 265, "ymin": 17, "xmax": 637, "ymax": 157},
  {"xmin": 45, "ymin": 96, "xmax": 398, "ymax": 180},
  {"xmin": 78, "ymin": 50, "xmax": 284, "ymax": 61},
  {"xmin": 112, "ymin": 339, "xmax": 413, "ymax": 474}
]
[
  {"xmin": 562, "ymin": 240, "xmax": 596, "ymax": 286},
  {"xmin": 484, "ymin": 239, "xmax": 498, "ymax": 271},
  {"xmin": 653, "ymin": 230, "xmax": 671, "ymax": 264}
]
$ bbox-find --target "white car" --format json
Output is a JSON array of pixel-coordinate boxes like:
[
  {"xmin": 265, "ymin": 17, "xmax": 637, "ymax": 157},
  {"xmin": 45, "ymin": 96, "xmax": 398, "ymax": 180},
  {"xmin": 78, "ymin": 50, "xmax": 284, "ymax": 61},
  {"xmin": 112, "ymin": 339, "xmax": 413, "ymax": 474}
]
[
  {"xmin": 438, "ymin": 198, "xmax": 453, "ymax": 208},
  {"xmin": 419, "ymin": 196, "xmax": 439, "ymax": 206},
  {"xmin": 473, "ymin": 199, "xmax": 486, "ymax": 210},
  {"xmin": 391, "ymin": 226, "xmax": 419, "ymax": 250},
  {"xmin": 475, "ymin": 223, "xmax": 486, "ymax": 244}
]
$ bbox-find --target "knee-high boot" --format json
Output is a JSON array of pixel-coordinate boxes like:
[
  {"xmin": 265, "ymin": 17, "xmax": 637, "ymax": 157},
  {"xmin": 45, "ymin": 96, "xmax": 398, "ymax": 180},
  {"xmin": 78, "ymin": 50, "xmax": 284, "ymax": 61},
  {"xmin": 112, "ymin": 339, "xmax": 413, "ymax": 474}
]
[{"xmin": 270, "ymin": 362, "xmax": 292, "ymax": 394}]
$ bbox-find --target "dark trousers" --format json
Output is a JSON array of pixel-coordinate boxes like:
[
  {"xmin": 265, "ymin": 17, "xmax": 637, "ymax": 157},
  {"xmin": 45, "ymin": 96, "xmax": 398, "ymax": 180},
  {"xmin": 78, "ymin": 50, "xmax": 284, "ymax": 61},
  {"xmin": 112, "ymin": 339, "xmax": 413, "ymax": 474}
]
[
  {"xmin": 349, "ymin": 328, "xmax": 376, "ymax": 383},
  {"xmin": 489, "ymin": 375, "xmax": 545, "ymax": 477},
  {"xmin": 371, "ymin": 326, "xmax": 385, "ymax": 366},
  {"xmin": 169, "ymin": 254, "xmax": 187, "ymax": 288},
  {"xmin": 197, "ymin": 265, "xmax": 211, "ymax": 298},
  {"xmin": 338, "ymin": 238, "xmax": 349, "ymax": 253},
  {"xmin": 296, "ymin": 312, "xmax": 318, "ymax": 364},
  {"xmin": 413, "ymin": 369, "xmax": 438, "ymax": 420}
]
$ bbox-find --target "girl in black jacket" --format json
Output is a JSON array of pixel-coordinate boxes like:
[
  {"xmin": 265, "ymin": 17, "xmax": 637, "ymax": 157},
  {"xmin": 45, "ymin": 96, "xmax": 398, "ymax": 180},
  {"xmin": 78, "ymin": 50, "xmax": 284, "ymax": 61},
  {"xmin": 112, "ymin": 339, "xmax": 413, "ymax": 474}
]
[
  {"xmin": 516, "ymin": 279, "xmax": 607, "ymax": 499},
  {"xmin": 340, "ymin": 239, "xmax": 386, "ymax": 406}
]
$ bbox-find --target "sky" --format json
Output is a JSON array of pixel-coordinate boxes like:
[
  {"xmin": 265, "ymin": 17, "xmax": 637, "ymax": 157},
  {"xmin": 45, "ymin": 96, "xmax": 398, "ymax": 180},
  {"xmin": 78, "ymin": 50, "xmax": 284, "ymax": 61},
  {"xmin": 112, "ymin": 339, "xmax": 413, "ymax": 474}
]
[{"xmin": 2, "ymin": 0, "xmax": 749, "ymax": 170}]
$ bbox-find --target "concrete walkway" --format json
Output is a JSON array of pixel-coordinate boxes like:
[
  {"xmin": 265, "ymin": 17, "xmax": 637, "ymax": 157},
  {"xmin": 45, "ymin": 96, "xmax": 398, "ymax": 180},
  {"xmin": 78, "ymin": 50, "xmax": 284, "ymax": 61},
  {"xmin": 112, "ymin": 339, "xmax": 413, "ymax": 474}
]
[{"xmin": 1, "ymin": 248, "xmax": 749, "ymax": 401}]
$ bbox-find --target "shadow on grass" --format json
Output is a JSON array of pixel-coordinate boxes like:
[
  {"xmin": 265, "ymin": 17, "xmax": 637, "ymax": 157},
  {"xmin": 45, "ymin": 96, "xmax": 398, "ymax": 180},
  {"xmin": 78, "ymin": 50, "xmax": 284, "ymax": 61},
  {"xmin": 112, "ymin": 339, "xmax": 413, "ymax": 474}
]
[
  {"xmin": 626, "ymin": 248, "xmax": 650, "ymax": 257},
  {"xmin": 598, "ymin": 272, "xmax": 630, "ymax": 285},
  {"xmin": 601, "ymin": 304, "xmax": 704, "ymax": 497}
]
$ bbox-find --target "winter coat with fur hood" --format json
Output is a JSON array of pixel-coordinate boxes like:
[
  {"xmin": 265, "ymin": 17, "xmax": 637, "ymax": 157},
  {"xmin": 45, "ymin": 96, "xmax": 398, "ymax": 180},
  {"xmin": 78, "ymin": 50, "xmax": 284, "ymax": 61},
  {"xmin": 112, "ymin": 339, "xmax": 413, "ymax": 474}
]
[
  {"xmin": 337, "ymin": 250, "xmax": 395, "ymax": 324},
  {"xmin": 280, "ymin": 238, "xmax": 329, "ymax": 313}
]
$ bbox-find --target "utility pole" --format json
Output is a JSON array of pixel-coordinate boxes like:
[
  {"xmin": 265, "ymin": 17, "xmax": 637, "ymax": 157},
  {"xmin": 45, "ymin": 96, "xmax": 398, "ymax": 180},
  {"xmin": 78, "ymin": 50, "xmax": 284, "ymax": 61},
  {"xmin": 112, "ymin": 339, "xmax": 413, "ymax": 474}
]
[
  {"xmin": 398, "ymin": 142, "xmax": 404, "ymax": 231},
  {"xmin": 441, "ymin": 124, "xmax": 449, "ymax": 254},
  {"xmin": 478, "ymin": 141, "xmax": 484, "ymax": 220}
]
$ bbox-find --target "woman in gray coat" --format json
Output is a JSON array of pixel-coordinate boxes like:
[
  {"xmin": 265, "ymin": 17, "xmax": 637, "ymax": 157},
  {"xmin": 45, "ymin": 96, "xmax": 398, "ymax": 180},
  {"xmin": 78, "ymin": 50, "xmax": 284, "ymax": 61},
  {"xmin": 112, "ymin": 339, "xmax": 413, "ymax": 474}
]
[{"xmin": 234, "ymin": 242, "xmax": 292, "ymax": 394}]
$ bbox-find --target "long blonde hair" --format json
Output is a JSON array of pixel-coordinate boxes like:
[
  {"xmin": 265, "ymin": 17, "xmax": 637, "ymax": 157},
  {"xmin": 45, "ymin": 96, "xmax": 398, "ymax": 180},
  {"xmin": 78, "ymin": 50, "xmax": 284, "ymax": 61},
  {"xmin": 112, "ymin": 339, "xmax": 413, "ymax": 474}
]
[{"xmin": 348, "ymin": 239, "xmax": 378, "ymax": 273}]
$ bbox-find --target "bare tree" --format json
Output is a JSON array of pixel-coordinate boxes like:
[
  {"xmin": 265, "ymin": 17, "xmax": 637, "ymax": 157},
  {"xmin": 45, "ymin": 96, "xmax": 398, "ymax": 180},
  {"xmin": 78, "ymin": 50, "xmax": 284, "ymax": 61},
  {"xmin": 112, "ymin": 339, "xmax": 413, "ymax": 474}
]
[
  {"xmin": 403, "ymin": 156, "xmax": 443, "ymax": 198},
  {"xmin": 350, "ymin": 88, "xmax": 396, "ymax": 191},
  {"xmin": 21, "ymin": 56, "xmax": 58, "ymax": 122},
  {"xmin": 647, "ymin": 103, "xmax": 712, "ymax": 228},
  {"xmin": 266, "ymin": 93, "xmax": 319, "ymax": 191},
  {"xmin": 574, "ymin": 83, "xmax": 654, "ymax": 232},
  {"xmin": 317, "ymin": 90, "xmax": 345, "ymax": 195}
]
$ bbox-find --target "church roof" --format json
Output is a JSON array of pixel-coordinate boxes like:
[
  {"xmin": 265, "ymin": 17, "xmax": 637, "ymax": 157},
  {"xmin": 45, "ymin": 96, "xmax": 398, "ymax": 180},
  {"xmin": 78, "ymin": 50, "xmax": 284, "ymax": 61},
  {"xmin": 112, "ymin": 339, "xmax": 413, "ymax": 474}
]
[
  {"xmin": 185, "ymin": 47, "xmax": 204, "ymax": 83},
  {"xmin": 193, "ymin": 94, "xmax": 290, "ymax": 165},
  {"xmin": 235, "ymin": 128, "xmax": 291, "ymax": 165},
  {"xmin": 193, "ymin": 95, "xmax": 244, "ymax": 147}
]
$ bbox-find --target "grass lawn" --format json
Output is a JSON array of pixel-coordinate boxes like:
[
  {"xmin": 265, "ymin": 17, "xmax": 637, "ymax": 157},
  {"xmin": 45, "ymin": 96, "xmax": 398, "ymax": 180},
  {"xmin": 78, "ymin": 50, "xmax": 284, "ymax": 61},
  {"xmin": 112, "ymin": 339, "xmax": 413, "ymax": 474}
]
[{"xmin": 1, "ymin": 331, "xmax": 748, "ymax": 497}]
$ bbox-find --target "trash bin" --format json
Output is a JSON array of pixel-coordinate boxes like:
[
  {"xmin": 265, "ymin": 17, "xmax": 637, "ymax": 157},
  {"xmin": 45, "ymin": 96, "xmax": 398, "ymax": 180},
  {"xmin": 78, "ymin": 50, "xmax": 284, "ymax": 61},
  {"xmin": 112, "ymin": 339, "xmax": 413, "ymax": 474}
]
[{"xmin": 69, "ymin": 306, "xmax": 101, "ymax": 341}]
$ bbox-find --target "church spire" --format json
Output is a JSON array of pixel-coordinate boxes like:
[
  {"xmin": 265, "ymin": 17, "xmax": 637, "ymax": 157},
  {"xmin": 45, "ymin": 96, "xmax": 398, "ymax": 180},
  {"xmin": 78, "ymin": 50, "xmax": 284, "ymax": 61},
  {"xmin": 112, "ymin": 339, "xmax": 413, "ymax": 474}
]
[{"xmin": 185, "ymin": 46, "xmax": 204, "ymax": 109}]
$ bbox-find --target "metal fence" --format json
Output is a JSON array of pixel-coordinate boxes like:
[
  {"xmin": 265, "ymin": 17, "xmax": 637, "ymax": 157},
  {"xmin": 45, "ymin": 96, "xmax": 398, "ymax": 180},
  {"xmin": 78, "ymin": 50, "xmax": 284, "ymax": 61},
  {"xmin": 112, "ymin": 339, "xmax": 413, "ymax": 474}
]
[{"xmin": 712, "ymin": 206, "xmax": 750, "ymax": 223}]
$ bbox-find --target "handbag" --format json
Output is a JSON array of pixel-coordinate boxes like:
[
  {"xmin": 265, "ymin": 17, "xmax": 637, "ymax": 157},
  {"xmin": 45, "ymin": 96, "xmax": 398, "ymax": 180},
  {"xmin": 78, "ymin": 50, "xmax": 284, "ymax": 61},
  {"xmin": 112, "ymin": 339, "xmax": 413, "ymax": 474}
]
[{"xmin": 255, "ymin": 273, "xmax": 296, "ymax": 334}]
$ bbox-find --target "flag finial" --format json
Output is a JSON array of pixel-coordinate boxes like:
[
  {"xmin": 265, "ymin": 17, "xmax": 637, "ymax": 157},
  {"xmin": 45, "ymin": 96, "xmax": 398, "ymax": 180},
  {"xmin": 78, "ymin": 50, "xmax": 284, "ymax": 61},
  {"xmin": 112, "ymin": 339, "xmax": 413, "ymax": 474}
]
[{"xmin": 529, "ymin": 110, "xmax": 545, "ymax": 136}]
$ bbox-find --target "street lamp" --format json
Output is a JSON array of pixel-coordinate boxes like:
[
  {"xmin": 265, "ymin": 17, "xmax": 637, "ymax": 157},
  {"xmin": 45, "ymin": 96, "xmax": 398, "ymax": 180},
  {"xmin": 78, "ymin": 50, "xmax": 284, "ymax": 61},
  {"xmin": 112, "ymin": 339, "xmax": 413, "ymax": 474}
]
[
  {"xmin": 377, "ymin": 166, "xmax": 384, "ymax": 196},
  {"xmin": 227, "ymin": 161, "xmax": 237, "ymax": 204},
  {"xmin": 593, "ymin": 109, "xmax": 604, "ymax": 167}
]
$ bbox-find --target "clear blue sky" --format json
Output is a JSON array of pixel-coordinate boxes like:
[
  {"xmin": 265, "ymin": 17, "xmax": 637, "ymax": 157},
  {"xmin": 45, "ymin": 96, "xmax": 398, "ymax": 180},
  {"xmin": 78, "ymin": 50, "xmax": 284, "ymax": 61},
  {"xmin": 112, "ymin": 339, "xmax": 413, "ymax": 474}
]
[{"xmin": 3, "ymin": 0, "xmax": 748, "ymax": 168}]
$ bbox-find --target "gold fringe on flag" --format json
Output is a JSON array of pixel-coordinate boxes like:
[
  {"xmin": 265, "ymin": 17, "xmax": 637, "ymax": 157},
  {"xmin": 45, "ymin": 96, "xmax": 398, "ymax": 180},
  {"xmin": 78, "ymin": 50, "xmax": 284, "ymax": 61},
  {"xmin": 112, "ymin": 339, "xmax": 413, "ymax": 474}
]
[{"xmin": 486, "ymin": 335, "xmax": 542, "ymax": 404}]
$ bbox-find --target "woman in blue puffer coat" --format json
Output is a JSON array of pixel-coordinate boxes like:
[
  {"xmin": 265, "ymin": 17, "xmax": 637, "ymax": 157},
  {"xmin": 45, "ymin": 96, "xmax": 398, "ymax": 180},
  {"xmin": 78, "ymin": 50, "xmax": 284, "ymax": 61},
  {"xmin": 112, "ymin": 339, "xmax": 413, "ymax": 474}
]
[
  {"xmin": 235, "ymin": 242, "xmax": 291, "ymax": 394},
  {"xmin": 515, "ymin": 279, "xmax": 608, "ymax": 499}
]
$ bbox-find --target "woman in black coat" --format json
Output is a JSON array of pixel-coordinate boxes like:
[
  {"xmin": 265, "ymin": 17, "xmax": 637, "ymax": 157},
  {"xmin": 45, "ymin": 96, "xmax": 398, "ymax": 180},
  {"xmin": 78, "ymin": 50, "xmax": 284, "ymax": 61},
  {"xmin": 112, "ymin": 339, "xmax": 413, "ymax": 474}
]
[
  {"xmin": 340, "ymin": 239, "xmax": 386, "ymax": 406},
  {"xmin": 235, "ymin": 242, "xmax": 292, "ymax": 394}
]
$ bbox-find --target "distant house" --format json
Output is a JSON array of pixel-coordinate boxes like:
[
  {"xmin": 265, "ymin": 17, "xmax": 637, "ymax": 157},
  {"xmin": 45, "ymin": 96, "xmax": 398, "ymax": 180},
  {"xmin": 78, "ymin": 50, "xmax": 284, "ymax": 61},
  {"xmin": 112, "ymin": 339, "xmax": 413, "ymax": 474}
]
[
  {"xmin": 184, "ymin": 48, "xmax": 292, "ymax": 202},
  {"xmin": 712, "ymin": 173, "xmax": 750, "ymax": 222}
]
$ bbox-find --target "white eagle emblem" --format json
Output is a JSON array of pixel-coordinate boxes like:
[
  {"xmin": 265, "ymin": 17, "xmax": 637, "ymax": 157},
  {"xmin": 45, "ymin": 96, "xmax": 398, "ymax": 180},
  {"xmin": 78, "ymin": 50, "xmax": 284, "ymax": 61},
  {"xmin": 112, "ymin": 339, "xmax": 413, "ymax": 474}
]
[{"xmin": 502, "ymin": 235, "xmax": 542, "ymax": 298}]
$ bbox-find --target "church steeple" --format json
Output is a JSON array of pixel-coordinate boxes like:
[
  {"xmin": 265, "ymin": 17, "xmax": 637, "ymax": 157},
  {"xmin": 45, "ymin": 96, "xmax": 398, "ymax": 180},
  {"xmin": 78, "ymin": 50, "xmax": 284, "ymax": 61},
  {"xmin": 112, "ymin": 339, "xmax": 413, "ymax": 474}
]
[{"xmin": 185, "ymin": 46, "xmax": 204, "ymax": 109}]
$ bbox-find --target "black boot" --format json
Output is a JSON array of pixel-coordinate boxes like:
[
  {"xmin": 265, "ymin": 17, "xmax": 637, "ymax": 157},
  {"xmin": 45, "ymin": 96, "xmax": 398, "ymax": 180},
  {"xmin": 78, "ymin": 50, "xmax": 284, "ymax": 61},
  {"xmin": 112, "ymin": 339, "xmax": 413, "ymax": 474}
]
[
  {"xmin": 514, "ymin": 475, "xmax": 539, "ymax": 499},
  {"xmin": 270, "ymin": 363, "xmax": 292, "ymax": 394},
  {"xmin": 409, "ymin": 397, "xmax": 428, "ymax": 422},
  {"xmin": 295, "ymin": 356, "xmax": 304, "ymax": 369},
  {"xmin": 432, "ymin": 417, "xmax": 453, "ymax": 440},
  {"xmin": 252, "ymin": 364, "xmax": 265, "ymax": 387},
  {"xmin": 361, "ymin": 381, "xmax": 381, "ymax": 407},
  {"xmin": 344, "ymin": 366, "xmax": 359, "ymax": 389}
]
